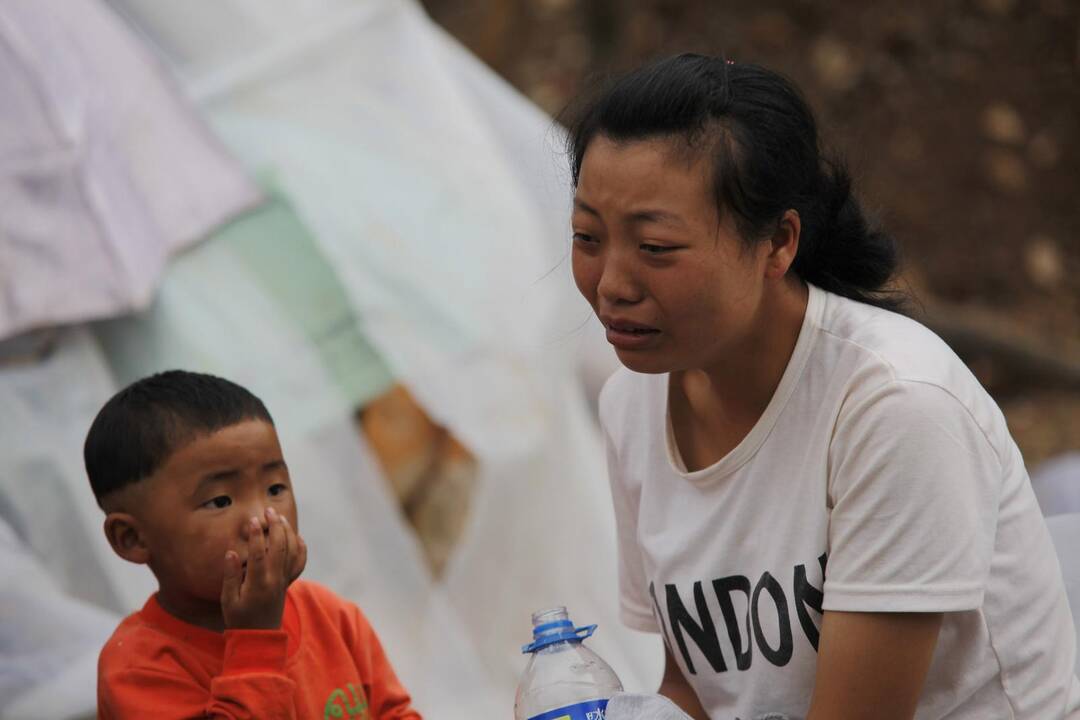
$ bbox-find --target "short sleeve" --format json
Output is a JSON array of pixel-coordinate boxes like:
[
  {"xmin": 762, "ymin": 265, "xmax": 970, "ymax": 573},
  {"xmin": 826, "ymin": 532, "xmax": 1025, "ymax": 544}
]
[
  {"xmin": 823, "ymin": 379, "xmax": 1002, "ymax": 612},
  {"xmin": 600, "ymin": 416, "xmax": 659, "ymax": 633}
]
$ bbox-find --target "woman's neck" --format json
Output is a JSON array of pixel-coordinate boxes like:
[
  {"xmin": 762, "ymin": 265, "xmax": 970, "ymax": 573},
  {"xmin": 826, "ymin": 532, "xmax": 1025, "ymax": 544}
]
[{"xmin": 677, "ymin": 279, "xmax": 808, "ymax": 427}]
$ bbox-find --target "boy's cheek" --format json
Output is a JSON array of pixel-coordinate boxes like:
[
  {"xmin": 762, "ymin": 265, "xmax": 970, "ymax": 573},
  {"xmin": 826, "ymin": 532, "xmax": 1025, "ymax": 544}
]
[
  {"xmin": 188, "ymin": 552, "xmax": 231, "ymax": 593},
  {"xmin": 203, "ymin": 567, "xmax": 230, "ymax": 598}
]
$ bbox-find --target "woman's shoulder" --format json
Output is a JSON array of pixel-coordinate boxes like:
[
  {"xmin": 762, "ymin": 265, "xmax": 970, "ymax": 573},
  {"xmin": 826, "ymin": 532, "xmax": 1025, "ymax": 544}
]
[
  {"xmin": 814, "ymin": 290, "xmax": 1012, "ymax": 458},
  {"xmin": 815, "ymin": 290, "xmax": 973, "ymax": 391}
]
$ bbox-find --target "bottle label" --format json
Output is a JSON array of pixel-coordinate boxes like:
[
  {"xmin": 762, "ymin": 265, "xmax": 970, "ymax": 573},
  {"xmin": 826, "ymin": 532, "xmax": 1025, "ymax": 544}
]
[{"xmin": 527, "ymin": 698, "xmax": 609, "ymax": 720}]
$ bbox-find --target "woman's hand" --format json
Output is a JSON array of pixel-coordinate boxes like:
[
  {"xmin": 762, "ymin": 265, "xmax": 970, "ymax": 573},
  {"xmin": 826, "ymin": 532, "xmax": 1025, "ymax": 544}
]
[
  {"xmin": 657, "ymin": 645, "xmax": 710, "ymax": 720},
  {"xmin": 806, "ymin": 610, "xmax": 942, "ymax": 720}
]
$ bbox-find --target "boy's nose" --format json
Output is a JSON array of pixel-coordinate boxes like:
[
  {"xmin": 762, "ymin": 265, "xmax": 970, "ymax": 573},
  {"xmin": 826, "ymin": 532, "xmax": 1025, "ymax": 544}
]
[{"xmin": 242, "ymin": 507, "xmax": 271, "ymax": 536}]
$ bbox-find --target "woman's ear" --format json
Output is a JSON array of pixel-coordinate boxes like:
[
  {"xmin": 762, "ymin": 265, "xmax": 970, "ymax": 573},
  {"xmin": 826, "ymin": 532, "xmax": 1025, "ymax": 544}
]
[
  {"xmin": 765, "ymin": 209, "xmax": 801, "ymax": 280},
  {"xmin": 104, "ymin": 513, "xmax": 150, "ymax": 565}
]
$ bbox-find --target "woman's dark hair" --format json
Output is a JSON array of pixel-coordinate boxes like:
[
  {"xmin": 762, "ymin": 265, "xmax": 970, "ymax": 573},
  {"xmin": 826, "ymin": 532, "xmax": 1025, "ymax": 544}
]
[
  {"xmin": 84, "ymin": 370, "xmax": 274, "ymax": 504},
  {"xmin": 564, "ymin": 53, "xmax": 904, "ymax": 311}
]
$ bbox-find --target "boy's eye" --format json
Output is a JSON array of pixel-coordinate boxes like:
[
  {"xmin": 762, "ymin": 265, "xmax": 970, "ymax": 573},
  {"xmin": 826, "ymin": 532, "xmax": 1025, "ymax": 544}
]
[
  {"xmin": 268, "ymin": 484, "xmax": 288, "ymax": 497},
  {"xmin": 203, "ymin": 496, "xmax": 231, "ymax": 509}
]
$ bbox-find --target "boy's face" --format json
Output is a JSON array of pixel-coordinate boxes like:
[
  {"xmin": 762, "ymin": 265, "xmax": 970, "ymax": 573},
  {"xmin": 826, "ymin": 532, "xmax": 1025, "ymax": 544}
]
[{"xmin": 123, "ymin": 419, "xmax": 299, "ymax": 623}]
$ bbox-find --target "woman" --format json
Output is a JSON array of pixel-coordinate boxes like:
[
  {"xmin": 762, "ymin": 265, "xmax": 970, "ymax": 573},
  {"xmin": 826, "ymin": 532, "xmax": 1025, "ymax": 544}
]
[{"xmin": 567, "ymin": 54, "xmax": 1079, "ymax": 719}]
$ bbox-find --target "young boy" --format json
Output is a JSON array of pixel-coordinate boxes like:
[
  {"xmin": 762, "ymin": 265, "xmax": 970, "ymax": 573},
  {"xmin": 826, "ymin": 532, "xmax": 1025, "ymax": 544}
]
[{"xmin": 85, "ymin": 370, "xmax": 422, "ymax": 719}]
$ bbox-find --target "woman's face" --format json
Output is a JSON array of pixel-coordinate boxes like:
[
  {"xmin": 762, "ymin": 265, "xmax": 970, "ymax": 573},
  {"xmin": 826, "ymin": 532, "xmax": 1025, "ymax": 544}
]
[{"xmin": 571, "ymin": 134, "xmax": 775, "ymax": 374}]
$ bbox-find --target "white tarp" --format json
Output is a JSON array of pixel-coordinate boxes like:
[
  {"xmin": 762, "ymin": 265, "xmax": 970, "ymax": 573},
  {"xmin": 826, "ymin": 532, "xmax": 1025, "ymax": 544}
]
[
  {"xmin": 1032, "ymin": 452, "xmax": 1080, "ymax": 517},
  {"xmin": 0, "ymin": 512, "xmax": 120, "ymax": 720},
  {"xmin": 0, "ymin": 0, "xmax": 260, "ymax": 340},
  {"xmin": 107, "ymin": 0, "xmax": 661, "ymax": 709},
  {"xmin": 1, "ymin": 0, "xmax": 655, "ymax": 716},
  {"xmin": 1045, "ymin": 513, "xmax": 1080, "ymax": 676},
  {"xmin": 0, "ymin": 330, "xmax": 150, "ymax": 720},
  {"xmin": 0, "ymin": 322, "xmax": 502, "ymax": 717}
]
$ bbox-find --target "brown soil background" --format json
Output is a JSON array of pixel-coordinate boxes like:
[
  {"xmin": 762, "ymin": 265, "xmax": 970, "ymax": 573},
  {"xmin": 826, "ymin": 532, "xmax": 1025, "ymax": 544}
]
[{"xmin": 421, "ymin": 0, "xmax": 1080, "ymax": 468}]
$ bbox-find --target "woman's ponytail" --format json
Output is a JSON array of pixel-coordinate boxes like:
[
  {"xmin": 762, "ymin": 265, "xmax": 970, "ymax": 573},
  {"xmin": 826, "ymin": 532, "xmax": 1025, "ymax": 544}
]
[{"xmin": 793, "ymin": 159, "xmax": 905, "ymax": 311}]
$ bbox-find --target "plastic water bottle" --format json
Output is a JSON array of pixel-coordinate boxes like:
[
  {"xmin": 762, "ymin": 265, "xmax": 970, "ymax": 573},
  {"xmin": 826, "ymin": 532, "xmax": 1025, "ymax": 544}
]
[{"xmin": 514, "ymin": 606, "xmax": 623, "ymax": 720}]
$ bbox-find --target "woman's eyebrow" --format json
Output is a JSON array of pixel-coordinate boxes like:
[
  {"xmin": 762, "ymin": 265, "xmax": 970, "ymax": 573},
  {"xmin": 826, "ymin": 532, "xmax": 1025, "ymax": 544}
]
[
  {"xmin": 626, "ymin": 209, "xmax": 687, "ymax": 227},
  {"xmin": 574, "ymin": 198, "xmax": 686, "ymax": 228},
  {"xmin": 573, "ymin": 198, "xmax": 600, "ymax": 216}
]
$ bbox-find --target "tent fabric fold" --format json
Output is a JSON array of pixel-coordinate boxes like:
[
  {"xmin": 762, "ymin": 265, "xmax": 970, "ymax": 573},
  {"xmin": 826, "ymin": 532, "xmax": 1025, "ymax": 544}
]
[
  {"xmin": 0, "ymin": 0, "xmax": 260, "ymax": 340},
  {"xmin": 1, "ymin": 1, "xmax": 661, "ymax": 716}
]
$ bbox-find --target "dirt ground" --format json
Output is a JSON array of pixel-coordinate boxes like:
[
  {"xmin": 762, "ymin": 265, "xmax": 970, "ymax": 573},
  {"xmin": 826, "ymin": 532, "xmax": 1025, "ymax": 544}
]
[{"xmin": 421, "ymin": 0, "xmax": 1080, "ymax": 469}]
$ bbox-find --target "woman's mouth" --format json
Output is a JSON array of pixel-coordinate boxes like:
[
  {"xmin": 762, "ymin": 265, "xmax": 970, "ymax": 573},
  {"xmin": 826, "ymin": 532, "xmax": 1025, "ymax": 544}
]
[{"xmin": 604, "ymin": 320, "xmax": 661, "ymax": 349}]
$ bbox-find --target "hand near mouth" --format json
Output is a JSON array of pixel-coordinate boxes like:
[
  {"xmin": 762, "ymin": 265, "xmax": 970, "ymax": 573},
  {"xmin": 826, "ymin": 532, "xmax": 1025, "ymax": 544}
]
[{"xmin": 220, "ymin": 507, "xmax": 307, "ymax": 630}]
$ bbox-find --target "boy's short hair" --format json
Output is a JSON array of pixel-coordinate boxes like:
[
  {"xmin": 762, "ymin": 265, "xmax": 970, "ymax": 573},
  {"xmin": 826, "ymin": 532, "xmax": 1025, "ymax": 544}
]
[{"xmin": 84, "ymin": 370, "xmax": 274, "ymax": 505}]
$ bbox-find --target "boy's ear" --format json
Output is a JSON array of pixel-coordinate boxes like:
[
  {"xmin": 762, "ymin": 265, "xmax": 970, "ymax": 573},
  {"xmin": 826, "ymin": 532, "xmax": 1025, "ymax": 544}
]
[{"xmin": 103, "ymin": 513, "xmax": 150, "ymax": 565}]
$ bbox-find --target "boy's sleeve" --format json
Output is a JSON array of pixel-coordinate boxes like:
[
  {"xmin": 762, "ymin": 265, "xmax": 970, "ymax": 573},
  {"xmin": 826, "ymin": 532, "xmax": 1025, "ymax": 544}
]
[
  {"xmin": 346, "ymin": 606, "xmax": 423, "ymax": 720},
  {"xmin": 99, "ymin": 630, "xmax": 296, "ymax": 719}
]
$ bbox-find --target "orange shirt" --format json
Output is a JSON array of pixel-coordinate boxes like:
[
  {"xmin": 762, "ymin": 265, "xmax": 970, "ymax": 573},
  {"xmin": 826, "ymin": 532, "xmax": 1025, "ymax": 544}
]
[{"xmin": 98, "ymin": 580, "xmax": 422, "ymax": 719}]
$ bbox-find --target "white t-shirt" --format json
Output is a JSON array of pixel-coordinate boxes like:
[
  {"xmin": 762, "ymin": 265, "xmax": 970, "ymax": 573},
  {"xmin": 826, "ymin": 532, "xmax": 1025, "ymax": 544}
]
[{"xmin": 600, "ymin": 284, "xmax": 1080, "ymax": 720}]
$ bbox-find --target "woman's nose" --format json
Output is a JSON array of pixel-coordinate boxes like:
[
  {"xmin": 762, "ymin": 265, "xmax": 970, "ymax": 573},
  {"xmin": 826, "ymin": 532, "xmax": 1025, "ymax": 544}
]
[{"xmin": 597, "ymin": 253, "xmax": 643, "ymax": 305}]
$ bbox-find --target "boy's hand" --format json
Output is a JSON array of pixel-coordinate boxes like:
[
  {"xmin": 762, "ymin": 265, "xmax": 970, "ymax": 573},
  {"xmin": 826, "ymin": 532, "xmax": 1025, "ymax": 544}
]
[
  {"xmin": 221, "ymin": 507, "xmax": 306, "ymax": 630},
  {"xmin": 284, "ymin": 513, "xmax": 307, "ymax": 585}
]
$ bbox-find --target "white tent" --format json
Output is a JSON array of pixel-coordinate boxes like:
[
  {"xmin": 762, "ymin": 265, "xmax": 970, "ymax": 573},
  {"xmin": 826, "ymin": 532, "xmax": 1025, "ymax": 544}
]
[
  {"xmin": 1046, "ymin": 513, "xmax": 1080, "ymax": 676},
  {"xmin": 0, "ymin": 0, "xmax": 259, "ymax": 340},
  {"xmin": 0, "ymin": 1, "xmax": 657, "ymax": 717},
  {"xmin": 1032, "ymin": 452, "xmax": 1080, "ymax": 517},
  {"xmin": 108, "ymin": 0, "xmax": 659, "ymax": 706}
]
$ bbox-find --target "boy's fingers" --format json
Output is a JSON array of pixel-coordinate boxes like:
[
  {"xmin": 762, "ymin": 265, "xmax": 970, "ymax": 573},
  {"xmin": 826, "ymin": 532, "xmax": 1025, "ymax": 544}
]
[
  {"xmin": 293, "ymin": 537, "xmax": 308, "ymax": 582},
  {"xmin": 280, "ymin": 515, "xmax": 306, "ymax": 583},
  {"xmin": 246, "ymin": 516, "xmax": 266, "ymax": 580},
  {"xmin": 221, "ymin": 550, "xmax": 242, "ymax": 606},
  {"xmin": 266, "ymin": 507, "xmax": 288, "ymax": 575}
]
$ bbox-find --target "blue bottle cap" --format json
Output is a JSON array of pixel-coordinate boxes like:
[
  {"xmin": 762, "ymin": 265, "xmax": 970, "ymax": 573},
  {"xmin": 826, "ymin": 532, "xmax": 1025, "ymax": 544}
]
[{"xmin": 522, "ymin": 606, "xmax": 598, "ymax": 654}]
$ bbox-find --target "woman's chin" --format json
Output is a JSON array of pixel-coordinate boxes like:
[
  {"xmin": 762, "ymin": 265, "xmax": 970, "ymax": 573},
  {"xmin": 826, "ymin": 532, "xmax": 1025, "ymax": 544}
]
[{"xmin": 613, "ymin": 349, "xmax": 672, "ymax": 375}]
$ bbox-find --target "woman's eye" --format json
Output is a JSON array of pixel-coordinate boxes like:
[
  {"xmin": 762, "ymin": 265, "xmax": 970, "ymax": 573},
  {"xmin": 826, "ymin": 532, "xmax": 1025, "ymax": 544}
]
[
  {"xmin": 641, "ymin": 244, "xmax": 676, "ymax": 255},
  {"xmin": 204, "ymin": 496, "xmax": 231, "ymax": 509},
  {"xmin": 572, "ymin": 232, "xmax": 597, "ymax": 245},
  {"xmin": 268, "ymin": 484, "xmax": 288, "ymax": 497}
]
